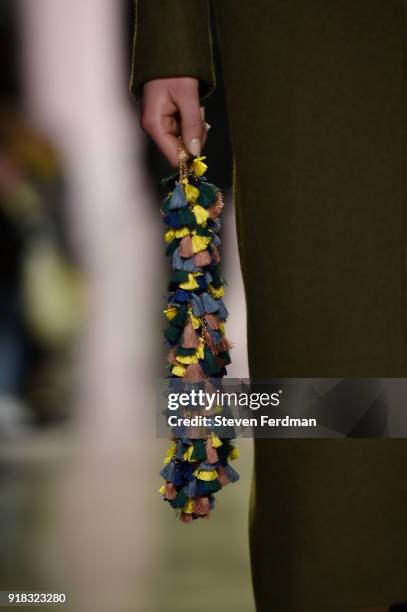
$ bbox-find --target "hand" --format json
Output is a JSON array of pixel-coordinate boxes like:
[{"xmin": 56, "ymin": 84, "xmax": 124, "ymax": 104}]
[{"xmin": 140, "ymin": 77, "xmax": 209, "ymax": 167}]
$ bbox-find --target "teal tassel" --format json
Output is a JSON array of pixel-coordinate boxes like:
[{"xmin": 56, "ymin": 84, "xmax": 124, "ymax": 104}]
[{"xmin": 197, "ymin": 181, "xmax": 218, "ymax": 207}]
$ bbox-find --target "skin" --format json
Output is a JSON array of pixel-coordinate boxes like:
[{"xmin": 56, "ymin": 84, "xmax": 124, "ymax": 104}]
[
  {"xmin": 140, "ymin": 75, "xmax": 390, "ymax": 612},
  {"xmin": 140, "ymin": 77, "xmax": 208, "ymax": 167}
]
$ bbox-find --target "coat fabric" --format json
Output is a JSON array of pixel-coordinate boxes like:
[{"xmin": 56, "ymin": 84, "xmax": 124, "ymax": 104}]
[{"xmin": 130, "ymin": 1, "xmax": 407, "ymax": 610}]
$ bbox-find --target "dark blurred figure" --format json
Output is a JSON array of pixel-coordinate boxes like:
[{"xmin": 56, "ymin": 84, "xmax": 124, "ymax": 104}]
[{"xmin": 0, "ymin": 3, "xmax": 82, "ymax": 432}]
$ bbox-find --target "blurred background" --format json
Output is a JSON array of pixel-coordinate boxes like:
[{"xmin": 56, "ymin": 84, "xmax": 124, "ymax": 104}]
[{"xmin": 0, "ymin": 1, "xmax": 254, "ymax": 611}]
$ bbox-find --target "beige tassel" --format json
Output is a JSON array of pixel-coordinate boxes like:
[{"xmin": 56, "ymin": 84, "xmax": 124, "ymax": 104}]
[
  {"xmin": 208, "ymin": 194, "xmax": 224, "ymax": 219},
  {"xmin": 211, "ymin": 246, "xmax": 221, "ymax": 264},
  {"xmin": 193, "ymin": 496, "xmax": 210, "ymax": 515},
  {"xmin": 167, "ymin": 345, "xmax": 178, "ymax": 364},
  {"xmin": 183, "ymin": 362, "xmax": 205, "ymax": 383},
  {"xmin": 204, "ymin": 313, "xmax": 220, "ymax": 329},
  {"xmin": 217, "ymin": 466, "xmax": 230, "ymax": 487},
  {"xmin": 164, "ymin": 482, "xmax": 177, "ymax": 500},
  {"xmin": 218, "ymin": 337, "xmax": 233, "ymax": 352},
  {"xmin": 204, "ymin": 329, "xmax": 219, "ymax": 355},
  {"xmin": 186, "ymin": 426, "xmax": 204, "ymax": 439},
  {"xmin": 179, "ymin": 235, "xmax": 193, "ymax": 257},
  {"xmin": 180, "ymin": 513, "xmax": 193, "ymax": 524},
  {"xmin": 206, "ymin": 437, "xmax": 219, "ymax": 463},
  {"xmin": 182, "ymin": 319, "xmax": 200, "ymax": 349},
  {"xmin": 193, "ymin": 250, "xmax": 212, "ymax": 267}
]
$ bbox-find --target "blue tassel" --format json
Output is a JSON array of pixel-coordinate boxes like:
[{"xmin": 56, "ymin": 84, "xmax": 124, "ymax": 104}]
[
  {"xmin": 207, "ymin": 328, "xmax": 222, "ymax": 344},
  {"xmin": 202, "ymin": 292, "xmax": 219, "ymax": 313},
  {"xmin": 171, "ymin": 425, "xmax": 187, "ymax": 438},
  {"xmin": 169, "ymin": 182, "xmax": 187, "ymax": 209},
  {"xmin": 173, "ymin": 288, "xmax": 190, "ymax": 303},
  {"xmin": 199, "ymin": 461, "xmax": 221, "ymax": 471},
  {"xmin": 223, "ymin": 464, "xmax": 240, "ymax": 483},
  {"xmin": 204, "ymin": 271, "xmax": 213, "ymax": 284},
  {"xmin": 172, "ymin": 248, "xmax": 200, "ymax": 272},
  {"xmin": 185, "ymin": 478, "xmax": 197, "ymax": 498},
  {"xmin": 211, "ymin": 234, "xmax": 221, "ymax": 247},
  {"xmin": 175, "ymin": 439, "xmax": 185, "ymax": 460},
  {"xmin": 160, "ymin": 461, "xmax": 176, "ymax": 482},
  {"xmin": 164, "ymin": 212, "xmax": 182, "ymax": 228},
  {"xmin": 217, "ymin": 299, "xmax": 229, "ymax": 320},
  {"xmin": 191, "ymin": 294, "xmax": 205, "ymax": 316},
  {"xmin": 196, "ymin": 275, "xmax": 208, "ymax": 290}
]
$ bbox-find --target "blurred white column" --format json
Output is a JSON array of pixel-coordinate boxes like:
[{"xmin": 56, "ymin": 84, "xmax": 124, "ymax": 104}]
[{"xmin": 18, "ymin": 1, "xmax": 160, "ymax": 610}]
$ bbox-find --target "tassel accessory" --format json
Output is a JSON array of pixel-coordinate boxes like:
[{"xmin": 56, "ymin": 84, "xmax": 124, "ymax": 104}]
[{"xmin": 159, "ymin": 138, "xmax": 239, "ymax": 521}]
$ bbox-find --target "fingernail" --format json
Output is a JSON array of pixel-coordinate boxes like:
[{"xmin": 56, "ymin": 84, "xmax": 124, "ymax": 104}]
[{"xmin": 189, "ymin": 138, "xmax": 201, "ymax": 157}]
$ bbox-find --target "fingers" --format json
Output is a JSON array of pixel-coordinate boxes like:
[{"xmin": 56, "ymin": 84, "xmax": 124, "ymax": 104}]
[
  {"xmin": 140, "ymin": 77, "xmax": 210, "ymax": 168},
  {"xmin": 177, "ymin": 87, "xmax": 205, "ymax": 158}
]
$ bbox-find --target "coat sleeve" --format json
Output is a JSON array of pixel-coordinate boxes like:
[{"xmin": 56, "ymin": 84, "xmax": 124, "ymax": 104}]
[{"xmin": 129, "ymin": 0, "xmax": 216, "ymax": 105}]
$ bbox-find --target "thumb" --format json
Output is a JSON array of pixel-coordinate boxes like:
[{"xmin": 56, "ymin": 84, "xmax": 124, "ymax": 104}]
[{"xmin": 177, "ymin": 90, "xmax": 205, "ymax": 158}]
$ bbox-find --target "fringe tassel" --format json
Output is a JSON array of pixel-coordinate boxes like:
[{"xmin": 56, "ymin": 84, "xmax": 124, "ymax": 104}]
[{"xmin": 159, "ymin": 143, "xmax": 239, "ymax": 522}]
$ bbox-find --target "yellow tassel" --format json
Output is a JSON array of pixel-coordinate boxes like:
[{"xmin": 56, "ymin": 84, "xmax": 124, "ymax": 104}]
[
  {"xmin": 193, "ymin": 204, "xmax": 209, "ymax": 226},
  {"xmin": 164, "ymin": 229, "xmax": 175, "ymax": 243},
  {"xmin": 176, "ymin": 227, "xmax": 190, "ymax": 238},
  {"xmin": 183, "ymin": 445, "xmax": 194, "ymax": 461},
  {"xmin": 183, "ymin": 499, "xmax": 194, "ymax": 514},
  {"xmin": 192, "ymin": 156, "xmax": 208, "ymax": 177},
  {"xmin": 196, "ymin": 338, "xmax": 205, "ymax": 360},
  {"xmin": 180, "ymin": 273, "xmax": 200, "ymax": 290},
  {"xmin": 166, "ymin": 227, "xmax": 190, "ymax": 242},
  {"xmin": 172, "ymin": 364, "xmax": 186, "ymax": 377},
  {"xmin": 183, "ymin": 182, "xmax": 200, "ymax": 203},
  {"xmin": 164, "ymin": 306, "xmax": 177, "ymax": 321},
  {"xmin": 229, "ymin": 446, "xmax": 239, "ymax": 460},
  {"xmin": 176, "ymin": 353, "xmax": 199, "ymax": 365},
  {"xmin": 191, "ymin": 234, "xmax": 212, "ymax": 254},
  {"xmin": 163, "ymin": 441, "xmax": 176, "ymax": 464},
  {"xmin": 208, "ymin": 283, "xmax": 224, "ymax": 299},
  {"xmin": 159, "ymin": 484, "xmax": 165, "ymax": 495},
  {"xmin": 194, "ymin": 469, "xmax": 219, "ymax": 481},
  {"xmin": 219, "ymin": 323, "xmax": 225, "ymax": 334},
  {"xmin": 189, "ymin": 311, "xmax": 201, "ymax": 330},
  {"xmin": 211, "ymin": 432, "xmax": 223, "ymax": 448}
]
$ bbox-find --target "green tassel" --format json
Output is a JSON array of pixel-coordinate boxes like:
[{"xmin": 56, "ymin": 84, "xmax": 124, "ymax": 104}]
[
  {"xmin": 176, "ymin": 347, "xmax": 197, "ymax": 357},
  {"xmin": 170, "ymin": 270, "xmax": 190, "ymax": 284},
  {"xmin": 190, "ymin": 439, "xmax": 207, "ymax": 461},
  {"xmin": 178, "ymin": 207, "xmax": 197, "ymax": 227},
  {"xmin": 171, "ymin": 304, "xmax": 188, "ymax": 328},
  {"xmin": 170, "ymin": 489, "xmax": 187, "ymax": 509},
  {"xmin": 217, "ymin": 440, "xmax": 233, "ymax": 462},
  {"xmin": 210, "ymin": 267, "xmax": 224, "ymax": 288},
  {"xmin": 197, "ymin": 182, "xmax": 218, "ymax": 207},
  {"xmin": 203, "ymin": 346, "xmax": 222, "ymax": 375},
  {"xmin": 164, "ymin": 325, "xmax": 183, "ymax": 344},
  {"xmin": 202, "ymin": 479, "xmax": 222, "ymax": 494},
  {"xmin": 218, "ymin": 350, "xmax": 232, "ymax": 366},
  {"xmin": 195, "ymin": 225, "xmax": 212, "ymax": 238},
  {"xmin": 166, "ymin": 238, "xmax": 180, "ymax": 256}
]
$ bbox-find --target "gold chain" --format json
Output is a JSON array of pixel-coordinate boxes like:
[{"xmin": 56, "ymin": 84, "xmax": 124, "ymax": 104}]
[{"xmin": 177, "ymin": 136, "xmax": 189, "ymax": 181}]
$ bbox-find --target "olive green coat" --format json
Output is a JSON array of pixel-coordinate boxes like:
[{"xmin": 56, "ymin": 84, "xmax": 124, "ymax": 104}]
[{"xmin": 130, "ymin": 1, "xmax": 407, "ymax": 609}]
